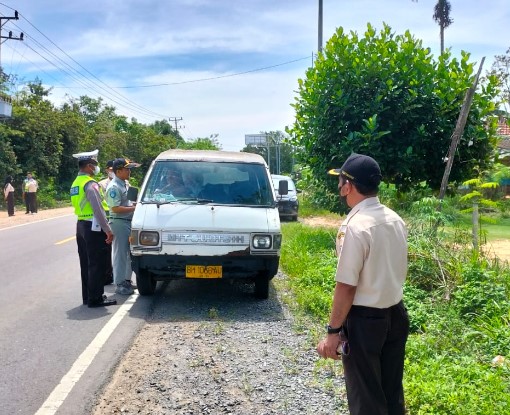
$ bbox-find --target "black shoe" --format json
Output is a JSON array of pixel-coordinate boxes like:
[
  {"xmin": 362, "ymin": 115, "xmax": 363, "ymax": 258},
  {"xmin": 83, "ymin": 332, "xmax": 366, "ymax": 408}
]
[
  {"xmin": 83, "ymin": 294, "xmax": 107, "ymax": 305},
  {"xmin": 104, "ymin": 278, "xmax": 114, "ymax": 285},
  {"xmin": 88, "ymin": 297, "xmax": 117, "ymax": 308}
]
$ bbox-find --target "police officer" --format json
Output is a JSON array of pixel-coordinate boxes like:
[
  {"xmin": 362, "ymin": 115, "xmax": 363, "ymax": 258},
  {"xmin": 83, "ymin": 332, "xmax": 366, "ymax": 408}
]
[
  {"xmin": 316, "ymin": 153, "xmax": 409, "ymax": 415},
  {"xmin": 70, "ymin": 149, "xmax": 117, "ymax": 307},
  {"xmin": 106, "ymin": 157, "xmax": 140, "ymax": 296}
]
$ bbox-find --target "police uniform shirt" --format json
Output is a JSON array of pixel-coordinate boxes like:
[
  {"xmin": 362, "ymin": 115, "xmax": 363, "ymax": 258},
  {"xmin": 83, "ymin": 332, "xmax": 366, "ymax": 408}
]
[
  {"xmin": 106, "ymin": 176, "xmax": 133, "ymax": 220},
  {"xmin": 335, "ymin": 197, "xmax": 407, "ymax": 308}
]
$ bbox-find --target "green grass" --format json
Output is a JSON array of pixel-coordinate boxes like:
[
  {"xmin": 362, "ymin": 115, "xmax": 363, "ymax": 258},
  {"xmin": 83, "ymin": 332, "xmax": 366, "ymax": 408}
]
[
  {"xmin": 278, "ymin": 220, "xmax": 510, "ymax": 414},
  {"xmin": 454, "ymin": 214, "xmax": 510, "ymax": 241}
]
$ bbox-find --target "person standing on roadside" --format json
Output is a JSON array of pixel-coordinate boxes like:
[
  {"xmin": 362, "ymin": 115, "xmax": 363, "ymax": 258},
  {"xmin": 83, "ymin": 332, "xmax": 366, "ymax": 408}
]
[
  {"xmin": 316, "ymin": 153, "xmax": 409, "ymax": 415},
  {"xmin": 70, "ymin": 149, "xmax": 117, "ymax": 308},
  {"xmin": 4, "ymin": 175, "xmax": 15, "ymax": 217},
  {"xmin": 22, "ymin": 172, "xmax": 38, "ymax": 214},
  {"xmin": 98, "ymin": 160, "xmax": 115, "ymax": 285},
  {"xmin": 99, "ymin": 160, "xmax": 115, "ymax": 194},
  {"xmin": 106, "ymin": 157, "xmax": 140, "ymax": 296}
]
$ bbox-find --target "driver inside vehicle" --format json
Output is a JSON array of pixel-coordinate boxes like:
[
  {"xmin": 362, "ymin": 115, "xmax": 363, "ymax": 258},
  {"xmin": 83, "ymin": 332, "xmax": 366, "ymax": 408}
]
[{"xmin": 157, "ymin": 168, "xmax": 187, "ymax": 197}]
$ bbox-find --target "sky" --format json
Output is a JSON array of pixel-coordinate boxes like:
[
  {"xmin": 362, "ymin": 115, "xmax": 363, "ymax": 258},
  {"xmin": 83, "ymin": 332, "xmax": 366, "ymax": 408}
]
[{"xmin": 0, "ymin": 0, "xmax": 508, "ymax": 152}]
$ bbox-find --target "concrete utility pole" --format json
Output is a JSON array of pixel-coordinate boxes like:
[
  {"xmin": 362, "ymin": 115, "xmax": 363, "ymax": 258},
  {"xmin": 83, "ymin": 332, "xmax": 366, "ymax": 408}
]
[
  {"xmin": 318, "ymin": 0, "xmax": 323, "ymax": 53},
  {"xmin": 0, "ymin": 10, "xmax": 24, "ymax": 71},
  {"xmin": 168, "ymin": 117, "xmax": 183, "ymax": 131}
]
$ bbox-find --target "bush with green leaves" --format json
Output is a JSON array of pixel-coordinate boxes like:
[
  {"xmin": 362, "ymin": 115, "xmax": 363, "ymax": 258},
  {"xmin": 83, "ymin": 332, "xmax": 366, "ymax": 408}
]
[
  {"xmin": 288, "ymin": 23, "xmax": 499, "ymax": 195},
  {"xmin": 452, "ymin": 263, "xmax": 510, "ymax": 321}
]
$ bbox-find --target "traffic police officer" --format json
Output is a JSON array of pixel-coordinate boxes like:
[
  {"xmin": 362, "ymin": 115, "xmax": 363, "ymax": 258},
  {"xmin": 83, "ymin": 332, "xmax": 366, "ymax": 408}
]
[
  {"xmin": 317, "ymin": 153, "xmax": 409, "ymax": 415},
  {"xmin": 70, "ymin": 149, "xmax": 117, "ymax": 307},
  {"xmin": 106, "ymin": 157, "xmax": 140, "ymax": 295}
]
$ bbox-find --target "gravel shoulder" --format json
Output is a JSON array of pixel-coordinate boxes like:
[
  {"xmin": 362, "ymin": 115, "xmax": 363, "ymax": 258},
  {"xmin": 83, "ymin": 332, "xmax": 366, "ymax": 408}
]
[{"xmin": 92, "ymin": 278, "xmax": 348, "ymax": 415}]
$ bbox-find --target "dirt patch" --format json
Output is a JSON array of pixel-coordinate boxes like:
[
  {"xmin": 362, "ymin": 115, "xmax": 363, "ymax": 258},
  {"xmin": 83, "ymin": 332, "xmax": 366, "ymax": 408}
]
[{"xmin": 301, "ymin": 216, "xmax": 340, "ymax": 229}]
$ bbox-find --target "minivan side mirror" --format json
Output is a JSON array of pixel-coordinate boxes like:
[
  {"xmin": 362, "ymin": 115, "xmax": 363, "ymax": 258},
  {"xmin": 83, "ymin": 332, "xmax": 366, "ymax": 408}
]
[
  {"xmin": 278, "ymin": 179, "xmax": 289, "ymax": 195},
  {"xmin": 296, "ymin": 188, "xmax": 302, "ymax": 194}
]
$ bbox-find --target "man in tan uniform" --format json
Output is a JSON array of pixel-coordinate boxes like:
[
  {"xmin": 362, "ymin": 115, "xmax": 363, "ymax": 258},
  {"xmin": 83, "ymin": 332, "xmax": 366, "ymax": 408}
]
[{"xmin": 317, "ymin": 153, "xmax": 409, "ymax": 415}]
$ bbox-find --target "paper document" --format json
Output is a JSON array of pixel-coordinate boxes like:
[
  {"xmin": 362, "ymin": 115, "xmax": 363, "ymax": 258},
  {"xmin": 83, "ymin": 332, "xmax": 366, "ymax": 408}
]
[{"xmin": 91, "ymin": 216, "xmax": 101, "ymax": 232}]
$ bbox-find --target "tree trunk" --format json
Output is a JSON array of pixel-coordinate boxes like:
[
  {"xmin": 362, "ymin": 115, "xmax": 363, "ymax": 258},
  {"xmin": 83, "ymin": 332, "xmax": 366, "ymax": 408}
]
[{"xmin": 472, "ymin": 202, "xmax": 479, "ymax": 251}]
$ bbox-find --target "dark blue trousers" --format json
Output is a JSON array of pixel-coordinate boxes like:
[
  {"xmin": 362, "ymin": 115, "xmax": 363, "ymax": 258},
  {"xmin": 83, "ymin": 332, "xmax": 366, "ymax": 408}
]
[
  {"xmin": 76, "ymin": 220, "xmax": 109, "ymax": 305},
  {"xmin": 342, "ymin": 301, "xmax": 409, "ymax": 415}
]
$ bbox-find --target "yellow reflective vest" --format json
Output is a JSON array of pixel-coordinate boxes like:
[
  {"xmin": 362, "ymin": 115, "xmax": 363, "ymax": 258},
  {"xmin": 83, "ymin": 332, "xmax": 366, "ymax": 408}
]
[{"xmin": 70, "ymin": 175, "xmax": 108, "ymax": 220}]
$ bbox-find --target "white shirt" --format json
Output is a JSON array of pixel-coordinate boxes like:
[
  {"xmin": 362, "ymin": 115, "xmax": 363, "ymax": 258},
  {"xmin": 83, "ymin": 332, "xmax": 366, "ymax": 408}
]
[{"xmin": 335, "ymin": 197, "xmax": 407, "ymax": 308}]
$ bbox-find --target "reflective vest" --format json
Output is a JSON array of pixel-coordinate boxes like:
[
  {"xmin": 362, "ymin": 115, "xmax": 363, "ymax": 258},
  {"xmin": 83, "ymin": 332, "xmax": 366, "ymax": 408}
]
[{"xmin": 70, "ymin": 175, "xmax": 108, "ymax": 220}]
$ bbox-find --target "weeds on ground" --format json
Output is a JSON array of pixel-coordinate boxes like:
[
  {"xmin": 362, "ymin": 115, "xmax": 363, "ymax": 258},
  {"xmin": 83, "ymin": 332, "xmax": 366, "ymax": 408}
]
[{"xmin": 279, "ymin": 215, "xmax": 510, "ymax": 414}]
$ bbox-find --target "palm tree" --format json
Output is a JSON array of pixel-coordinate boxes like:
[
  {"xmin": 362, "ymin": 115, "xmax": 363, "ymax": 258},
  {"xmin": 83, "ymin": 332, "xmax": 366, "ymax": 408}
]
[{"xmin": 433, "ymin": 0, "xmax": 453, "ymax": 54}]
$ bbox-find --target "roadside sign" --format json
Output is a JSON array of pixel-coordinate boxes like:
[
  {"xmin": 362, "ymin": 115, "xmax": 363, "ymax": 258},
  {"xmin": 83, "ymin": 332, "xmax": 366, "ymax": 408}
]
[{"xmin": 245, "ymin": 134, "xmax": 267, "ymax": 146}]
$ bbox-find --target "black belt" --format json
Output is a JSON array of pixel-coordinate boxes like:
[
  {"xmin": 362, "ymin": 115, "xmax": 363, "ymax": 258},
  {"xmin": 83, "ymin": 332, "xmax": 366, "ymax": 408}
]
[
  {"xmin": 349, "ymin": 300, "xmax": 404, "ymax": 317},
  {"xmin": 110, "ymin": 217, "xmax": 131, "ymax": 221}
]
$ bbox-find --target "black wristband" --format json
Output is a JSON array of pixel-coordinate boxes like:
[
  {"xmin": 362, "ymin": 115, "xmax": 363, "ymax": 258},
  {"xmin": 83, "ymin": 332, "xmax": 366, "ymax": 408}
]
[{"xmin": 326, "ymin": 324, "xmax": 342, "ymax": 334}]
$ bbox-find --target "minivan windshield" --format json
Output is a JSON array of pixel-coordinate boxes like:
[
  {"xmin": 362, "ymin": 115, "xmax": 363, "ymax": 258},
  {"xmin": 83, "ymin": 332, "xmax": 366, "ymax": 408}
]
[{"xmin": 142, "ymin": 161, "xmax": 275, "ymax": 206}]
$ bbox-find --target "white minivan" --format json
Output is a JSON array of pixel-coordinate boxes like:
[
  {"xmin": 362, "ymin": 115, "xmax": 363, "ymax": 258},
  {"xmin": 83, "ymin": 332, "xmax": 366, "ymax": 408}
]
[{"xmin": 129, "ymin": 150, "xmax": 282, "ymax": 299}]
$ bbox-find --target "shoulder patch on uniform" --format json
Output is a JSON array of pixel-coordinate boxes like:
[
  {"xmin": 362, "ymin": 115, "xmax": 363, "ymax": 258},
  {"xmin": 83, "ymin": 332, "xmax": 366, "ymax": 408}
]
[{"xmin": 109, "ymin": 189, "xmax": 117, "ymax": 198}]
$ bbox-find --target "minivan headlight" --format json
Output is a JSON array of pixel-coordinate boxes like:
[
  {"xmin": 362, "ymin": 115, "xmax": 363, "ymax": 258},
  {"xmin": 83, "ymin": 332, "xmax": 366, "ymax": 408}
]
[
  {"xmin": 253, "ymin": 235, "xmax": 272, "ymax": 249},
  {"xmin": 140, "ymin": 231, "xmax": 159, "ymax": 246}
]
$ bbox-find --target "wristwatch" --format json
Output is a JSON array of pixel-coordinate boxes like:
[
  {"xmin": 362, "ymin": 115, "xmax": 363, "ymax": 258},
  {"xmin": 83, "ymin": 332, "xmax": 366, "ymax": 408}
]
[{"xmin": 326, "ymin": 324, "xmax": 342, "ymax": 334}]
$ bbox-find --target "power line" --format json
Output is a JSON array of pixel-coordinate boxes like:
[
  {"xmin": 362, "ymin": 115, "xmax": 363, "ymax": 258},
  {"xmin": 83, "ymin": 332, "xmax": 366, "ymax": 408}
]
[
  {"xmin": 0, "ymin": 4, "xmax": 172, "ymax": 121},
  {"xmin": 116, "ymin": 56, "xmax": 311, "ymax": 89}
]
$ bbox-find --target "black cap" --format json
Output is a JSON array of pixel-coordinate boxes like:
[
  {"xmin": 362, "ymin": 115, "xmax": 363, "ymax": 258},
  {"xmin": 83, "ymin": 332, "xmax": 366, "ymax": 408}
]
[
  {"xmin": 112, "ymin": 158, "xmax": 141, "ymax": 171},
  {"xmin": 328, "ymin": 153, "xmax": 382, "ymax": 187},
  {"xmin": 106, "ymin": 160, "xmax": 114, "ymax": 169}
]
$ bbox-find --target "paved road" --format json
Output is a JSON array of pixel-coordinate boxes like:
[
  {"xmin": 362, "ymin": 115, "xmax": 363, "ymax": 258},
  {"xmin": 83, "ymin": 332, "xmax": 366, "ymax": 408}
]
[{"xmin": 0, "ymin": 216, "xmax": 153, "ymax": 415}]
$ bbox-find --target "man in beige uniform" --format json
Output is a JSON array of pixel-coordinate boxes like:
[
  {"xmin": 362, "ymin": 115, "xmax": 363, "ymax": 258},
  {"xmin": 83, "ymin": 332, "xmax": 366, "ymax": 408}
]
[{"xmin": 317, "ymin": 153, "xmax": 409, "ymax": 415}]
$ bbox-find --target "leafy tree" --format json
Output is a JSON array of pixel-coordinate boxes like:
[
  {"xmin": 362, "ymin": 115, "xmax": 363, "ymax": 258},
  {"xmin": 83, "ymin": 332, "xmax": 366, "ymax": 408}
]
[
  {"xmin": 459, "ymin": 177, "xmax": 499, "ymax": 250},
  {"xmin": 241, "ymin": 131, "xmax": 296, "ymax": 174},
  {"xmin": 8, "ymin": 81, "xmax": 63, "ymax": 179},
  {"xmin": 433, "ymin": 0, "xmax": 453, "ymax": 54},
  {"xmin": 489, "ymin": 47, "xmax": 510, "ymax": 113},
  {"xmin": 288, "ymin": 23, "xmax": 499, "ymax": 195},
  {"xmin": 179, "ymin": 135, "xmax": 221, "ymax": 150}
]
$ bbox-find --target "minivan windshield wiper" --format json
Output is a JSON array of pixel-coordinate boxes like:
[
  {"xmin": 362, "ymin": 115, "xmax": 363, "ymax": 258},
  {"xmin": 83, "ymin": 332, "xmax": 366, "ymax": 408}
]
[{"xmin": 177, "ymin": 198, "xmax": 214, "ymax": 204}]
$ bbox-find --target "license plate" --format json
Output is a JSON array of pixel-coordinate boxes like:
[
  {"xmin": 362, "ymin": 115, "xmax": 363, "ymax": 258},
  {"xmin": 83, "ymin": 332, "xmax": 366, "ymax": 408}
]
[{"xmin": 186, "ymin": 265, "xmax": 222, "ymax": 279}]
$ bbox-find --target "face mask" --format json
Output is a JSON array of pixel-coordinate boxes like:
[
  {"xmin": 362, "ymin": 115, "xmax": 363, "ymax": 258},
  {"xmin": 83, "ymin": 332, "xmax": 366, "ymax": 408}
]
[
  {"xmin": 93, "ymin": 165, "xmax": 100, "ymax": 176},
  {"xmin": 108, "ymin": 171, "xmax": 115, "ymax": 179}
]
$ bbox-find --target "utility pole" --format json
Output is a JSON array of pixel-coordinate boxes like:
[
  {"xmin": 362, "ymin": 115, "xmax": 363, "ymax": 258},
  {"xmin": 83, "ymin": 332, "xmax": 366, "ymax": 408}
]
[
  {"xmin": 438, "ymin": 57, "xmax": 485, "ymax": 206},
  {"xmin": 0, "ymin": 10, "xmax": 24, "ymax": 72},
  {"xmin": 168, "ymin": 116, "xmax": 183, "ymax": 131},
  {"xmin": 318, "ymin": 0, "xmax": 323, "ymax": 53}
]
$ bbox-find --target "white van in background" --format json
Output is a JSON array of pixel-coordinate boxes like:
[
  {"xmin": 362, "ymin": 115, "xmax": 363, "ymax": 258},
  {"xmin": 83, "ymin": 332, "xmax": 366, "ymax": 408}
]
[{"xmin": 129, "ymin": 150, "xmax": 282, "ymax": 299}]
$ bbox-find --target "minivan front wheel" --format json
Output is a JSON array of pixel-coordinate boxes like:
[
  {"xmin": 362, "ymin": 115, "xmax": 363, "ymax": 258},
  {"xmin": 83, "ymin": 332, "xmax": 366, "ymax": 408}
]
[
  {"xmin": 136, "ymin": 269, "xmax": 157, "ymax": 296},
  {"xmin": 254, "ymin": 274, "xmax": 270, "ymax": 299}
]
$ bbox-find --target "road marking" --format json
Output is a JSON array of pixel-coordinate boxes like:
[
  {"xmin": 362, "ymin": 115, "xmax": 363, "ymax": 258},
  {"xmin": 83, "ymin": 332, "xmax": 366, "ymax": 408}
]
[
  {"xmin": 0, "ymin": 214, "xmax": 74, "ymax": 232},
  {"xmin": 34, "ymin": 294, "xmax": 139, "ymax": 415},
  {"xmin": 55, "ymin": 236, "xmax": 76, "ymax": 245}
]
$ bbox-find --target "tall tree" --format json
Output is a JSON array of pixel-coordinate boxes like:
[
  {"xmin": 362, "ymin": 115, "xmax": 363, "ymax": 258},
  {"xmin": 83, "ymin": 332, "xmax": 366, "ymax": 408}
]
[
  {"xmin": 489, "ymin": 47, "xmax": 510, "ymax": 113},
  {"xmin": 433, "ymin": 0, "xmax": 453, "ymax": 54},
  {"xmin": 241, "ymin": 131, "xmax": 296, "ymax": 174}
]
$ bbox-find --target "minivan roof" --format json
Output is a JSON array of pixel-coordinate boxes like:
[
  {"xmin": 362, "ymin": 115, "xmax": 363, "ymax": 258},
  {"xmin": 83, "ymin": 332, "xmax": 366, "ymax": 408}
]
[{"xmin": 155, "ymin": 149, "xmax": 267, "ymax": 164}]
